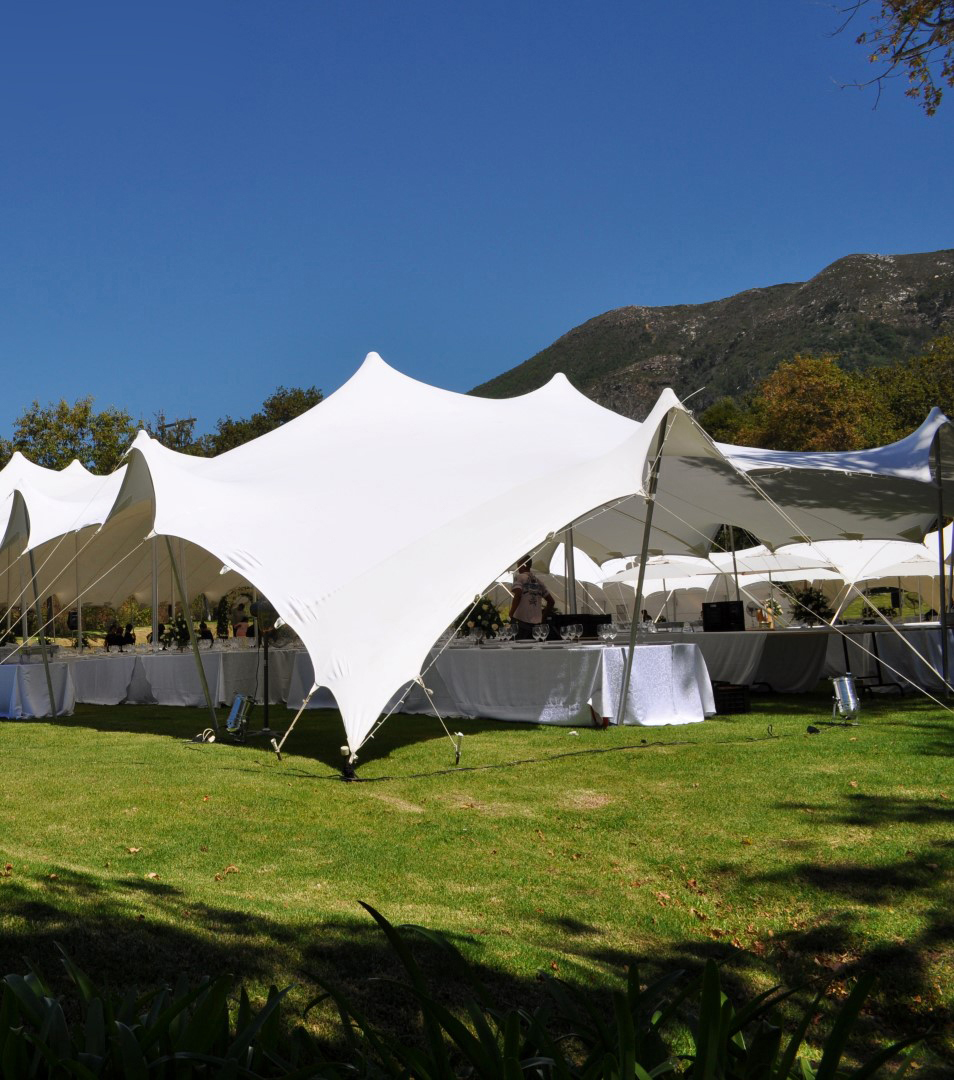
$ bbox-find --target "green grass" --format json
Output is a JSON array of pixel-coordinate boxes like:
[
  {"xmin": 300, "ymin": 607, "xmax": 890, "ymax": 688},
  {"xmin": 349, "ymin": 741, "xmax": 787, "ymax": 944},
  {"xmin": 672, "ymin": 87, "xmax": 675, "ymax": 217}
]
[{"xmin": 1, "ymin": 690, "xmax": 951, "ymax": 1071}]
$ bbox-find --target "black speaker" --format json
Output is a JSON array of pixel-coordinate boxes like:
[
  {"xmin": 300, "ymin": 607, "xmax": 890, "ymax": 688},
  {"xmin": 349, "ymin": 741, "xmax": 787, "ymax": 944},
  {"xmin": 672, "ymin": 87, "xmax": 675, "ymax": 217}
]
[
  {"xmin": 66, "ymin": 610, "xmax": 78, "ymax": 631},
  {"xmin": 702, "ymin": 600, "xmax": 745, "ymax": 632}
]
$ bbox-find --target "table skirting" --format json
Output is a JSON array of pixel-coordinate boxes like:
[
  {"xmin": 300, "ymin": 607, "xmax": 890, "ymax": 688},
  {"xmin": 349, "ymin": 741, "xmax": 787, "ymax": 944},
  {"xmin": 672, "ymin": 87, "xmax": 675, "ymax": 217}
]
[
  {"xmin": 0, "ymin": 662, "xmax": 75, "ymax": 718},
  {"xmin": 287, "ymin": 642, "xmax": 715, "ymax": 727}
]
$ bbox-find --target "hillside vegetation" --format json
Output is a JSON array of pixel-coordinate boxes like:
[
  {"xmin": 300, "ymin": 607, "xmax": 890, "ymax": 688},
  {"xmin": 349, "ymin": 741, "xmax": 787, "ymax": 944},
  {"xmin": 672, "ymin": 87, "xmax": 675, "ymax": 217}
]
[{"xmin": 473, "ymin": 249, "xmax": 954, "ymax": 420}]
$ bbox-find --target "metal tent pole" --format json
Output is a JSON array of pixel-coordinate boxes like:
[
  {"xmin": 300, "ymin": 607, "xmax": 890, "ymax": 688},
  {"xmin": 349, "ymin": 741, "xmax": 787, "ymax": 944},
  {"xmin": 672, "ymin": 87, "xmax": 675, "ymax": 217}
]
[
  {"xmin": 565, "ymin": 528, "xmax": 578, "ymax": 615},
  {"xmin": 165, "ymin": 536, "xmax": 219, "ymax": 733},
  {"xmin": 728, "ymin": 525, "xmax": 741, "ymax": 603},
  {"xmin": 28, "ymin": 551, "xmax": 57, "ymax": 719},
  {"xmin": 151, "ymin": 537, "xmax": 159, "ymax": 645},
  {"xmin": 934, "ymin": 437, "xmax": 951, "ymax": 697},
  {"xmin": 619, "ymin": 423, "xmax": 669, "ymax": 721}
]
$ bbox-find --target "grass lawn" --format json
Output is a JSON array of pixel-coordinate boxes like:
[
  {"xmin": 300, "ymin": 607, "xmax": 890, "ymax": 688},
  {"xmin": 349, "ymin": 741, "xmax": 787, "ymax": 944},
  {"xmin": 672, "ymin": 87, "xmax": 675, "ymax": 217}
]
[{"xmin": 1, "ymin": 689, "xmax": 951, "ymax": 1072}]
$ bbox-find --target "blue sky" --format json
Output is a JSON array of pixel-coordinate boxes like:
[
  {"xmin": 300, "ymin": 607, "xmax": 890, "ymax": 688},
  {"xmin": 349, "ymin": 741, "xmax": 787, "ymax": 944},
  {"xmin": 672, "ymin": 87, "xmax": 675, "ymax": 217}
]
[{"xmin": 1, "ymin": 1, "xmax": 951, "ymax": 436}]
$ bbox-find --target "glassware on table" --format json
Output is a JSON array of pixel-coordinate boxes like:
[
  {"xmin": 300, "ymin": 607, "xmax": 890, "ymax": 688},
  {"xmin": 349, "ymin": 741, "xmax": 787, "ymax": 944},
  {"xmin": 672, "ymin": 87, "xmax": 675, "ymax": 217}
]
[
  {"xmin": 573, "ymin": 623, "xmax": 584, "ymax": 640},
  {"xmin": 532, "ymin": 623, "xmax": 549, "ymax": 643},
  {"xmin": 471, "ymin": 627, "xmax": 485, "ymax": 646},
  {"xmin": 559, "ymin": 624, "xmax": 573, "ymax": 641}
]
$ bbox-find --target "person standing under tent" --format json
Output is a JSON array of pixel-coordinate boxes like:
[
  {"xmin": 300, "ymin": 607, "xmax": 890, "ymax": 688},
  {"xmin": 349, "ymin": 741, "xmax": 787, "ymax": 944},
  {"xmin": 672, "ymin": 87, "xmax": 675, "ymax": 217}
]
[
  {"xmin": 509, "ymin": 557, "xmax": 554, "ymax": 640},
  {"xmin": 232, "ymin": 603, "xmax": 250, "ymax": 637}
]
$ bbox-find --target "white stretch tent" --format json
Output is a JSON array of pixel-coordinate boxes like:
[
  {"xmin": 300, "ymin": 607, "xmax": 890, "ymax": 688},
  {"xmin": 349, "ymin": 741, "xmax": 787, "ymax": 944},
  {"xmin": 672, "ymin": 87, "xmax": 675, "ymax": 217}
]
[
  {"xmin": 92, "ymin": 353, "xmax": 756, "ymax": 752},
  {"xmin": 1, "ymin": 356, "xmax": 951, "ymax": 748}
]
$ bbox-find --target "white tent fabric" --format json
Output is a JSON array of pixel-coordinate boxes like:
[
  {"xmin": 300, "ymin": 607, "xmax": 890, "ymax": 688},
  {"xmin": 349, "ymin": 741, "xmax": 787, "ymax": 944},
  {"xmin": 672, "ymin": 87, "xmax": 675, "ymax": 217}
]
[
  {"xmin": 96, "ymin": 353, "xmax": 735, "ymax": 751},
  {"xmin": 0, "ymin": 454, "xmax": 246, "ymax": 610},
  {"xmin": 561, "ymin": 410, "xmax": 954, "ymax": 565}
]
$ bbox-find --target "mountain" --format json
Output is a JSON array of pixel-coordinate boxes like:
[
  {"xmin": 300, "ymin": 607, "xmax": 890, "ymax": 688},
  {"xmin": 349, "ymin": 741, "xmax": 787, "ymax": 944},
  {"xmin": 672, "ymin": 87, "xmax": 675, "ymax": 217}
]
[{"xmin": 472, "ymin": 250, "xmax": 954, "ymax": 418}]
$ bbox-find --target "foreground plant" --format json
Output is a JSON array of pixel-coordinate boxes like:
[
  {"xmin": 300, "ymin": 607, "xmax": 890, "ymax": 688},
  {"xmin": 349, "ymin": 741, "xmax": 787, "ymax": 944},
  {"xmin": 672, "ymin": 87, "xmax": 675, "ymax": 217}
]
[
  {"xmin": 0, "ymin": 947, "xmax": 337, "ymax": 1078},
  {"xmin": 304, "ymin": 903, "xmax": 922, "ymax": 1079},
  {"xmin": 0, "ymin": 908, "xmax": 924, "ymax": 1078}
]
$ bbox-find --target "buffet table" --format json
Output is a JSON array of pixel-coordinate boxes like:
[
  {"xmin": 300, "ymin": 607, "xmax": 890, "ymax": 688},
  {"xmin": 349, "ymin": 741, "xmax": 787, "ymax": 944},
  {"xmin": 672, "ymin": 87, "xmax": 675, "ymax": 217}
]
[
  {"xmin": 823, "ymin": 623, "xmax": 954, "ymax": 692},
  {"xmin": 286, "ymin": 642, "xmax": 715, "ymax": 727},
  {"xmin": 645, "ymin": 629, "xmax": 830, "ymax": 692},
  {"xmin": 0, "ymin": 662, "xmax": 75, "ymax": 718}
]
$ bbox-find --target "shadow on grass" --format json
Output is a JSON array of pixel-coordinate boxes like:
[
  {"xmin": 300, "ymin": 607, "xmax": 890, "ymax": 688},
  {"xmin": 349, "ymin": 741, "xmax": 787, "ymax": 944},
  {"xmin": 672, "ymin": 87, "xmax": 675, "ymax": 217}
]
[
  {"xmin": 25, "ymin": 705, "xmax": 542, "ymax": 772},
  {"xmin": 0, "ymin": 856, "xmax": 949, "ymax": 1076}
]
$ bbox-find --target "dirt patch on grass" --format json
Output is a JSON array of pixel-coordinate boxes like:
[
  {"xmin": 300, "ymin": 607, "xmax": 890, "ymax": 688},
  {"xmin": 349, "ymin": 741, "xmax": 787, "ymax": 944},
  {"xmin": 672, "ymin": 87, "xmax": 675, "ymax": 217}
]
[{"xmin": 563, "ymin": 790, "xmax": 613, "ymax": 810}]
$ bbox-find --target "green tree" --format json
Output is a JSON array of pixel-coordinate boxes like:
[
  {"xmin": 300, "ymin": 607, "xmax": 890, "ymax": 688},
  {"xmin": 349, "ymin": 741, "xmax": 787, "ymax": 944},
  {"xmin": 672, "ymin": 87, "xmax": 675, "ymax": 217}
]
[
  {"xmin": 201, "ymin": 384, "xmax": 323, "ymax": 454},
  {"xmin": 734, "ymin": 354, "xmax": 890, "ymax": 451},
  {"xmin": 872, "ymin": 334, "xmax": 954, "ymax": 438},
  {"xmin": 697, "ymin": 396, "xmax": 748, "ymax": 443},
  {"xmin": 0, "ymin": 397, "xmax": 137, "ymax": 474},
  {"xmin": 841, "ymin": 1, "xmax": 954, "ymax": 114}
]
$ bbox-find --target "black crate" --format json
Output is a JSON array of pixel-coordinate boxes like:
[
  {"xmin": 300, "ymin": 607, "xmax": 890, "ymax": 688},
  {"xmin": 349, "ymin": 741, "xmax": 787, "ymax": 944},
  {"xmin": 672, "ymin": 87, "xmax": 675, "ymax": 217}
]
[{"xmin": 712, "ymin": 682, "xmax": 750, "ymax": 714}]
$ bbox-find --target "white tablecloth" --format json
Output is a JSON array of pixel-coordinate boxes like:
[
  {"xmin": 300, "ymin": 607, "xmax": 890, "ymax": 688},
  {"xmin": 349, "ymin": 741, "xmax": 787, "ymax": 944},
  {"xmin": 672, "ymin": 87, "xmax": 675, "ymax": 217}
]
[
  {"xmin": 824, "ymin": 625, "xmax": 954, "ymax": 691},
  {"xmin": 286, "ymin": 643, "xmax": 714, "ymax": 727},
  {"xmin": 648, "ymin": 630, "xmax": 829, "ymax": 692},
  {"xmin": 0, "ymin": 662, "xmax": 75, "ymax": 718},
  {"xmin": 64, "ymin": 646, "xmax": 300, "ymax": 707}
]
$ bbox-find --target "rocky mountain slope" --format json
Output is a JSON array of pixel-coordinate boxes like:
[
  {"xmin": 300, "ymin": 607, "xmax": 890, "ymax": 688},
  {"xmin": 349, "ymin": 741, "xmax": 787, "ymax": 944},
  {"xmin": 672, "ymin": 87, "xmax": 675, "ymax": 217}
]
[{"xmin": 472, "ymin": 250, "xmax": 954, "ymax": 418}]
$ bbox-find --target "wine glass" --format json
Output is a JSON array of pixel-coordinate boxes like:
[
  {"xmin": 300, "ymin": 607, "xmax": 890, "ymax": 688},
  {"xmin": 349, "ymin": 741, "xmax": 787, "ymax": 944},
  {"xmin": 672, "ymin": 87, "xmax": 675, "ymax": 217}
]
[
  {"xmin": 560, "ymin": 624, "xmax": 573, "ymax": 642},
  {"xmin": 573, "ymin": 623, "xmax": 584, "ymax": 641},
  {"xmin": 532, "ymin": 623, "xmax": 549, "ymax": 643}
]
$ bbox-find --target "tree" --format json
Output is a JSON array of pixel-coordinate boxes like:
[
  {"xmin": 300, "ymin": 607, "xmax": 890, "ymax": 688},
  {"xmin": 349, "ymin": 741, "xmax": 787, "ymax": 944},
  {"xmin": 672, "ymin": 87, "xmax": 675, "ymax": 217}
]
[
  {"xmin": 0, "ymin": 397, "xmax": 137, "ymax": 474},
  {"xmin": 841, "ymin": 1, "xmax": 954, "ymax": 114},
  {"xmin": 871, "ymin": 335, "xmax": 954, "ymax": 438},
  {"xmin": 696, "ymin": 396, "xmax": 748, "ymax": 443},
  {"xmin": 202, "ymin": 385, "xmax": 323, "ymax": 454},
  {"xmin": 731, "ymin": 354, "xmax": 889, "ymax": 452}
]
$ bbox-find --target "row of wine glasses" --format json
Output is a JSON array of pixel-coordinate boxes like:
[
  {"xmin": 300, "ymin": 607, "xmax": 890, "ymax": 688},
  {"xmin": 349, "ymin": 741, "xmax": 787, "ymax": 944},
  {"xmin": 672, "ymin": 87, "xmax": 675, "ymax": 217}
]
[{"xmin": 559, "ymin": 623, "xmax": 584, "ymax": 642}]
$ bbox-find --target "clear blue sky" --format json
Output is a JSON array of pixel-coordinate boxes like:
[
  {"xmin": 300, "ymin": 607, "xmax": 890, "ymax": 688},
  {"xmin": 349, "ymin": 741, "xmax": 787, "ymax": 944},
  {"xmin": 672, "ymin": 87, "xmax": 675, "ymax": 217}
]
[{"xmin": 1, "ymin": 1, "xmax": 951, "ymax": 436}]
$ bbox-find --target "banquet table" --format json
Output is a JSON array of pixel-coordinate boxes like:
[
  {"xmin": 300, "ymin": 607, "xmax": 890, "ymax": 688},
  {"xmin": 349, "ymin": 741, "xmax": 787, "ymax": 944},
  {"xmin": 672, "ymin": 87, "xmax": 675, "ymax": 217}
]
[
  {"xmin": 645, "ymin": 629, "xmax": 830, "ymax": 692},
  {"xmin": 823, "ymin": 623, "xmax": 954, "ymax": 692},
  {"xmin": 0, "ymin": 661, "xmax": 75, "ymax": 718},
  {"xmin": 286, "ymin": 642, "xmax": 715, "ymax": 727},
  {"xmin": 63, "ymin": 645, "xmax": 299, "ymax": 707}
]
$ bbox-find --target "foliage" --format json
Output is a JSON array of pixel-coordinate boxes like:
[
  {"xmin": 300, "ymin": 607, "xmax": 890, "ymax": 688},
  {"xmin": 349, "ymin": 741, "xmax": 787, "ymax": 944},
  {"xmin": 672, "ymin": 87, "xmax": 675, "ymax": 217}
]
[
  {"xmin": 0, "ymin": 948, "xmax": 328, "ymax": 1079},
  {"xmin": 161, "ymin": 612, "xmax": 192, "ymax": 650},
  {"xmin": 201, "ymin": 385, "xmax": 324, "ymax": 455},
  {"xmin": 0, "ymin": 913, "xmax": 921, "ymax": 1079},
  {"xmin": 0, "ymin": 397, "xmax": 137, "ymax": 474},
  {"xmin": 732, "ymin": 355, "xmax": 889, "ymax": 452},
  {"xmin": 299, "ymin": 903, "xmax": 921, "ymax": 1079},
  {"xmin": 841, "ymin": 0, "xmax": 954, "ymax": 114},
  {"xmin": 779, "ymin": 583, "xmax": 836, "ymax": 626},
  {"xmin": 459, "ymin": 594, "xmax": 509, "ymax": 636},
  {"xmin": 871, "ymin": 334, "xmax": 954, "ymax": 440},
  {"xmin": 696, "ymin": 396, "xmax": 748, "ymax": 443},
  {"xmin": 216, "ymin": 595, "xmax": 231, "ymax": 638}
]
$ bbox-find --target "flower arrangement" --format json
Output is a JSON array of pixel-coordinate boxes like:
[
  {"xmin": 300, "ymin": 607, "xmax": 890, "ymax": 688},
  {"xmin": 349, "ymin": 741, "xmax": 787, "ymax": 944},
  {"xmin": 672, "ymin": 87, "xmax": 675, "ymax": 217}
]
[
  {"xmin": 161, "ymin": 614, "xmax": 192, "ymax": 650},
  {"xmin": 458, "ymin": 595, "xmax": 508, "ymax": 637},
  {"xmin": 763, "ymin": 596, "xmax": 783, "ymax": 620}
]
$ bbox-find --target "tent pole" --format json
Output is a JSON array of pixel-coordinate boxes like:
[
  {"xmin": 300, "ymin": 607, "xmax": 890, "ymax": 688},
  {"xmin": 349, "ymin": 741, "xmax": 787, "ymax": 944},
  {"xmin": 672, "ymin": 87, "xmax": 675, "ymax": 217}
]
[
  {"xmin": 165, "ymin": 536, "xmax": 219, "ymax": 733},
  {"xmin": 565, "ymin": 528, "xmax": 578, "ymax": 615},
  {"xmin": 934, "ymin": 437, "xmax": 951, "ymax": 697},
  {"xmin": 28, "ymin": 551, "xmax": 57, "ymax": 720},
  {"xmin": 74, "ymin": 535, "xmax": 84, "ymax": 651},
  {"xmin": 151, "ymin": 537, "xmax": 159, "ymax": 645},
  {"xmin": 728, "ymin": 525, "xmax": 741, "ymax": 603},
  {"xmin": 619, "ymin": 422, "xmax": 669, "ymax": 721}
]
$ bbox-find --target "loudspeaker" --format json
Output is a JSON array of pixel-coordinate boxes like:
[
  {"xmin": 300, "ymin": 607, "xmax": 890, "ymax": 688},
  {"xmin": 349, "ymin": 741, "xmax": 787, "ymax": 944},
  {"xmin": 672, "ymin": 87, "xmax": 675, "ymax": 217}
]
[{"xmin": 702, "ymin": 600, "xmax": 745, "ymax": 632}]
